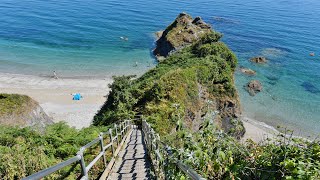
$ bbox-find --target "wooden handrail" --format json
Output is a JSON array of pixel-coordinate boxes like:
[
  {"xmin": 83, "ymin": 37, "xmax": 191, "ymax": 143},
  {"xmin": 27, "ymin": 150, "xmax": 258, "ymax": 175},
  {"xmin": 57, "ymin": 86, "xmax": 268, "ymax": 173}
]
[
  {"xmin": 23, "ymin": 118, "xmax": 205, "ymax": 180},
  {"xmin": 142, "ymin": 120, "xmax": 206, "ymax": 180},
  {"xmin": 23, "ymin": 120, "xmax": 132, "ymax": 180}
]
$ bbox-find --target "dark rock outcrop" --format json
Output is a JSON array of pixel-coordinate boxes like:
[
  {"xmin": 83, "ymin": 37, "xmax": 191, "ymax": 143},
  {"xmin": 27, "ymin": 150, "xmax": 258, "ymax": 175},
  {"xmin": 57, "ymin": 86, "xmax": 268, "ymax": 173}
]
[
  {"xmin": 240, "ymin": 67, "xmax": 256, "ymax": 75},
  {"xmin": 245, "ymin": 80, "xmax": 263, "ymax": 96},
  {"xmin": 0, "ymin": 94, "xmax": 53, "ymax": 131},
  {"xmin": 153, "ymin": 13, "xmax": 212, "ymax": 60},
  {"xmin": 250, "ymin": 56, "xmax": 267, "ymax": 64}
]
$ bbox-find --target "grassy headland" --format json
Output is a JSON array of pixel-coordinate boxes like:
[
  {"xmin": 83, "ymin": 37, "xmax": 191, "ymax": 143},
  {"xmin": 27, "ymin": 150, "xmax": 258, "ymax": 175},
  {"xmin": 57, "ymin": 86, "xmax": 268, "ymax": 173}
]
[
  {"xmin": 0, "ymin": 13, "xmax": 319, "ymax": 180},
  {"xmin": 93, "ymin": 13, "xmax": 320, "ymax": 179}
]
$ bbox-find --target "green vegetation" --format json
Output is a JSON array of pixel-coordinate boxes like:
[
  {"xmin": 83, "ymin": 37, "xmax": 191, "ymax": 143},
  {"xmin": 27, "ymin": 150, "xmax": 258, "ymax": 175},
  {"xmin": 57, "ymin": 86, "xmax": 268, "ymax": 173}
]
[
  {"xmin": 166, "ymin": 122, "xmax": 320, "ymax": 179},
  {"xmin": 0, "ymin": 93, "xmax": 36, "ymax": 117},
  {"xmin": 0, "ymin": 123, "xmax": 111, "ymax": 179},
  {"xmin": 93, "ymin": 26, "xmax": 320, "ymax": 179},
  {"xmin": 0, "ymin": 15, "xmax": 319, "ymax": 180},
  {"xmin": 94, "ymin": 31, "xmax": 242, "ymax": 137}
]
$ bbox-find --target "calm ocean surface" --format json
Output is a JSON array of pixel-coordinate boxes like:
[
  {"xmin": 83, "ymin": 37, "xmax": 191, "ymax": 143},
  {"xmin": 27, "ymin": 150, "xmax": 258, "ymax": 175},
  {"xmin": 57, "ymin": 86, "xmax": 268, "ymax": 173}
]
[{"xmin": 0, "ymin": 0, "xmax": 319, "ymax": 136}]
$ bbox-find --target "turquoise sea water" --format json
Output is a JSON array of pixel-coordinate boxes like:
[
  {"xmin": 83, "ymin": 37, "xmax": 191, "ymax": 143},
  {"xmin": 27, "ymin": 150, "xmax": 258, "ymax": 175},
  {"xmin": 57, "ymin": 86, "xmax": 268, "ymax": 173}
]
[{"xmin": 0, "ymin": 0, "xmax": 319, "ymax": 136}]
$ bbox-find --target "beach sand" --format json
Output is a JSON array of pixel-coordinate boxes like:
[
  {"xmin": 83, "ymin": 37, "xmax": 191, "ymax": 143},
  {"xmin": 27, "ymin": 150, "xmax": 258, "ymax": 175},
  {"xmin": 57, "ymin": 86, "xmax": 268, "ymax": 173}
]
[
  {"xmin": 241, "ymin": 117, "xmax": 277, "ymax": 143},
  {"xmin": 0, "ymin": 73, "xmax": 112, "ymax": 129}
]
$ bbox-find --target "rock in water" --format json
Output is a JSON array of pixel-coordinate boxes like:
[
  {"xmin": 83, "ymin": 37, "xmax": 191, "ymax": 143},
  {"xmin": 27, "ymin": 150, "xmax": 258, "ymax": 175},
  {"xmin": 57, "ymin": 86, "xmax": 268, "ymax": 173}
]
[
  {"xmin": 153, "ymin": 12, "xmax": 212, "ymax": 60},
  {"xmin": 155, "ymin": 31, "xmax": 163, "ymax": 39},
  {"xmin": 240, "ymin": 67, "xmax": 256, "ymax": 75},
  {"xmin": 245, "ymin": 80, "xmax": 263, "ymax": 96},
  {"xmin": 250, "ymin": 56, "xmax": 267, "ymax": 64},
  {"xmin": 301, "ymin": 82, "xmax": 320, "ymax": 94},
  {"xmin": 0, "ymin": 94, "xmax": 53, "ymax": 131}
]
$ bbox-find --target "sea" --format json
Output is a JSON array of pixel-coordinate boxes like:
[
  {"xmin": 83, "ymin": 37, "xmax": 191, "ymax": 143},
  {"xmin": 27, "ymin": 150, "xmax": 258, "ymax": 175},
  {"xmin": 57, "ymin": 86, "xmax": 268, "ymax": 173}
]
[{"xmin": 0, "ymin": 0, "xmax": 319, "ymax": 136}]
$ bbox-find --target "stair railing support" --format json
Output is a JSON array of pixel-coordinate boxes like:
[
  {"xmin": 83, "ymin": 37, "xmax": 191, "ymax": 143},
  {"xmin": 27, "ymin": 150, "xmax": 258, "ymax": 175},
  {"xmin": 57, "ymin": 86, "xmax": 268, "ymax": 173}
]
[
  {"xmin": 109, "ymin": 129, "xmax": 114, "ymax": 155},
  {"xmin": 114, "ymin": 124, "xmax": 119, "ymax": 145},
  {"xmin": 99, "ymin": 133, "xmax": 107, "ymax": 167},
  {"xmin": 77, "ymin": 148, "xmax": 88, "ymax": 179}
]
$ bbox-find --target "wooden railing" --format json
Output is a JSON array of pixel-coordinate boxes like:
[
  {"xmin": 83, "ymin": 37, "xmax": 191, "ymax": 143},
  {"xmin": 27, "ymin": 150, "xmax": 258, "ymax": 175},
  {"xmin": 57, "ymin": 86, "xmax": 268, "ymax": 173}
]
[
  {"xmin": 23, "ymin": 118, "xmax": 205, "ymax": 180},
  {"xmin": 23, "ymin": 120, "xmax": 133, "ymax": 180},
  {"xmin": 142, "ymin": 120, "xmax": 206, "ymax": 180}
]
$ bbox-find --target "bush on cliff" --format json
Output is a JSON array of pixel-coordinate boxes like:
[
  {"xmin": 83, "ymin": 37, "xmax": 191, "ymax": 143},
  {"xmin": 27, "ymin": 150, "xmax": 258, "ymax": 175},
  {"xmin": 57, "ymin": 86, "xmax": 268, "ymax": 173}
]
[
  {"xmin": 166, "ymin": 122, "xmax": 320, "ymax": 180},
  {"xmin": 0, "ymin": 123, "xmax": 110, "ymax": 179}
]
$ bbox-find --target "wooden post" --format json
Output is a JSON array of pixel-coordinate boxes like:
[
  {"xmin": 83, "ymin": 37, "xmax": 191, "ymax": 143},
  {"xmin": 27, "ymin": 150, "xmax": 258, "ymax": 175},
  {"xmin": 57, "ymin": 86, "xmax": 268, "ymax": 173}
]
[
  {"xmin": 109, "ymin": 129, "xmax": 114, "ymax": 155},
  {"xmin": 156, "ymin": 134, "xmax": 161, "ymax": 171},
  {"xmin": 124, "ymin": 121, "xmax": 127, "ymax": 133},
  {"xmin": 149, "ymin": 124, "xmax": 153, "ymax": 152},
  {"xmin": 119, "ymin": 123, "xmax": 122, "ymax": 139},
  {"xmin": 114, "ymin": 124, "xmax": 119, "ymax": 145},
  {"xmin": 99, "ymin": 133, "xmax": 107, "ymax": 168},
  {"xmin": 77, "ymin": 148, "xmax": 88, "ymax": 179}
]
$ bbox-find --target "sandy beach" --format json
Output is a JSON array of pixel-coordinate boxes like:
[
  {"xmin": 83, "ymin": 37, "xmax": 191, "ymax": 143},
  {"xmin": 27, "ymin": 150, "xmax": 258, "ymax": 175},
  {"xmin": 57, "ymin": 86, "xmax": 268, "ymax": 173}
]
[
  {"xmin": 0, "ymin": 72, "xmax": 112, "ymax": 129},
  {"xmin": 241, "ymin": 117, "xmax": 277, "ymax": 142}
]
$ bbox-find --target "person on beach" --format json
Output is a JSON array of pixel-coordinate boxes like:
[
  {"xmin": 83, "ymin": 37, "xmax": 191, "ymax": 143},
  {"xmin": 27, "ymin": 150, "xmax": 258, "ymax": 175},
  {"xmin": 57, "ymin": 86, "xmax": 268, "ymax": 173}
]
[{"xmin": 53, "ymin": 71, "xmax": 59, "ymax": 79}]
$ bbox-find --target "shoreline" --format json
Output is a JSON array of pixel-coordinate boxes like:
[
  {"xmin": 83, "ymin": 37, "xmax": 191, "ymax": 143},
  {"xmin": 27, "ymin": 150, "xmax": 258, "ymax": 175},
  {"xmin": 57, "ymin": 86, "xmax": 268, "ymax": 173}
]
[
  {"xmin": 0, "ymin": 72, "xmax": 312, "ymax": 142},
  {"xmin": 241, "ymin": 116, "xmax": 277, "ymax": 142},
  {"xmin": 0, "ymin": 72, "xmax": 113, "ymax": 129}
]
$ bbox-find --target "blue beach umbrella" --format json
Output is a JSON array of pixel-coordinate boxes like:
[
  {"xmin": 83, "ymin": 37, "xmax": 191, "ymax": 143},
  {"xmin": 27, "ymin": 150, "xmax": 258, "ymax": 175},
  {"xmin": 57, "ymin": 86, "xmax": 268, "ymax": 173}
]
[{"xmin": 73, "ymin": 93, "xmax": 82, "ymax": 100}]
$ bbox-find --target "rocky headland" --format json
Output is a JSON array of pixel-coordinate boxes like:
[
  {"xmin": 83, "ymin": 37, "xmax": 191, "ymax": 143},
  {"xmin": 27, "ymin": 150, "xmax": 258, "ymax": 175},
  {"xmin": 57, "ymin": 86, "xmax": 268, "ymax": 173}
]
[
  {"xmin": 0, "ymin": 93, "xmax": 53, "ymax": 130},
  {"xmin": 95, "ymin": 13, "xmax": 244, "ymax": 138},
  {"xmin": 153, "ymin": 12, "xmax": 212, "ymax": 60}
]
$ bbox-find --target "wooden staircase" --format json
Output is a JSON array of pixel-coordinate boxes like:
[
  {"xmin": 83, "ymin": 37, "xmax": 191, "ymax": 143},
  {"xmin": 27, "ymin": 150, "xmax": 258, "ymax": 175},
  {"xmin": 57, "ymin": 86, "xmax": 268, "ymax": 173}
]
[{"xmin": 107, "ymin": 127, "xmax": 152, "ymax": 180}]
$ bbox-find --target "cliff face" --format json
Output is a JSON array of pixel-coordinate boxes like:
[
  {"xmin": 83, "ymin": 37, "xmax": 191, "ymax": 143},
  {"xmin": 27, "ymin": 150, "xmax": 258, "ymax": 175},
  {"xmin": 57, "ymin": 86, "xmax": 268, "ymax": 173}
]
[
  {"xmin": 153, "ymin": 12, "xmax": 211, "ymax": 60},
  {"xmin": 0, "ymin": 94, "xmax": 53, "ymax": 130},
  {"xmin": 94, "ymin": 13, "xmax": 244, "ymax": 138}
]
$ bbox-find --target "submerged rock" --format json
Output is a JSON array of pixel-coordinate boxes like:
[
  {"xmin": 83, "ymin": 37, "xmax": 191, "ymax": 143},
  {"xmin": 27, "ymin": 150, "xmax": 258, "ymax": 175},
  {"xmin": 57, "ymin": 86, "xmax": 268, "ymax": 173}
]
[
  {"xmin": 266, "ymin": 75, "xmax": 279, "ymax": 81},
  {"xmin": 213, "ymin": 16, "xmax": 240, "ymax": 24},
  {"xmin": 301, "ymin": 82, "xmax": 320, "ymax": 94},
  {"xmin": 261, "ymin": 48, "xmax": 286, "ymax": 58},
  {"xmin": 153, "ymin": 12, "xmax": 212, "ymax": 60},
  {"xmin": 240, "ymin": 67, "xmax": 256, "ymax": 75},
  {"xmin": 245, "ymin": 80, "xmax": 263, "ymax": 96},
  {"xmin": 250, "ymin": 56, "xmax": 267, "ymax": 64}
]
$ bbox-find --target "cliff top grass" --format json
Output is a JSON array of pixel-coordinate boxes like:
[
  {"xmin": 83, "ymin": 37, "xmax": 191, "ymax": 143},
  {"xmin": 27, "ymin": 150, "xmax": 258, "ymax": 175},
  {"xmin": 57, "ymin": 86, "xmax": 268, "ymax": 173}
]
[{"xmin": 0, "ymin": 93, "xmax": 37, "ymax": 117}]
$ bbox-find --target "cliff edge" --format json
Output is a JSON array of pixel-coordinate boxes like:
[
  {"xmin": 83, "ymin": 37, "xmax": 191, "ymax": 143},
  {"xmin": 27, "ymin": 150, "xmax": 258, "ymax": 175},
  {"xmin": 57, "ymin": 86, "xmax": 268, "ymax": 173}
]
[{"xmin": 0, "ymin": 93, "xmax": 53, "ymax": 130}]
